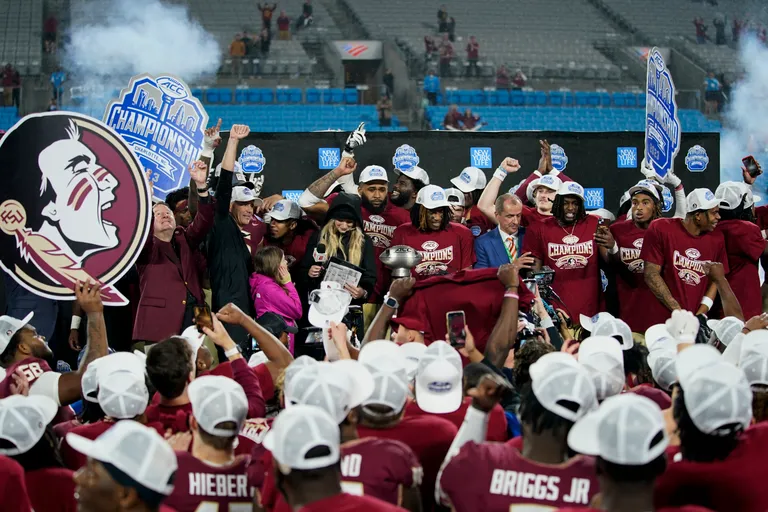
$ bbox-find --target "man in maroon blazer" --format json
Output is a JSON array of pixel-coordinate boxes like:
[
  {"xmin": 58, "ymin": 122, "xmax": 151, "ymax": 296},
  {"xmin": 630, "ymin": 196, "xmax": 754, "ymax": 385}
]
[{"xmin": 133, "ymin": 163, "xmax": 213, "ymax": 343}]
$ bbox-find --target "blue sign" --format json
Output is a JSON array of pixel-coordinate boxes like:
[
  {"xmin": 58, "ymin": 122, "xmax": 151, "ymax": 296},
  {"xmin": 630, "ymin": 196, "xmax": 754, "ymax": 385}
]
[
  {"xmin": 645, "ymin": 48, "xmax": 680, "ymax": 179},
  {"xmin": 617, "ymin": 147, "xmax": 638, "ymax": 168},
  {"xmin": 104, "ymin": 74, "xmax": 208, "ymax": 201},
  {"xmin": 684, "ymin": 145, "xmax": 709, "ymax": 172},
  {"xmin": 584, "ymin": 188, "xmax": 605, "ymax": 210},
  {"xmin": 662, "ymin": 187, "xmax": 674, "ymax": 213},
  {"xmin": 470, "ymin": 147, "xmax": 493, "ymax": 168},
  {"xmin": 318, "ymin": 147, "xmax": 341, "ymax": 170},
  {"xmin": 550, "ymin": 144, "xmax": 568, "ymax": 172},
  {"xmin": 239, "ymin": 145, "xmax": 266, "ymax": 174},
  {"xmin": 392, "ymin": 144, "xmax": 419, "ymax": 172},
  {"xmin": 282, "ymin": 189, "xmax": 303, "ymax": 203}
]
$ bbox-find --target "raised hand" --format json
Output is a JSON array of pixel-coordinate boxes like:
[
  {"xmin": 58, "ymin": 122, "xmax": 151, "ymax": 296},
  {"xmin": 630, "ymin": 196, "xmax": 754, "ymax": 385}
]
[
  {"xmin": 75, "ymin": 280, "xmax": 104, "ymax": 315},
  {"xmin": 334, "ymin": 156, "xmax": 357, "ymax": 177},
  {"xmin": 389, "ymin": 277, "xmax": 416, "ymax": 302},
  {"xmin": 188, "ymin": 160, "xmax": 208, "ymax": 187},
  {"xmin": 594, "ymin": 225, "xmax": 616, "ymax": 249},
  {"xmin": 511, "ymin": 251, "xmax": 535, "ymax": 273},
  {"xmin": 497, "ymin": 263, "xmax": 520, "ymax": 289},
  {"xmin": 230, "ymin": 124, "xmax": 250, "ymax": 140},
  {"xmin": 204, "ymin": 118, "xmax": 222, "ymax": 148},
  {"xmin": 499, "ymin": 157, "xmax": 521, "ymax": 174},
  {"xmin": 216, "ymin": 303, "xmax": 247, "ymax": 326},
  {"xmin": 344, "ymin": 122, "xmax": 367, "ymax": 153}
]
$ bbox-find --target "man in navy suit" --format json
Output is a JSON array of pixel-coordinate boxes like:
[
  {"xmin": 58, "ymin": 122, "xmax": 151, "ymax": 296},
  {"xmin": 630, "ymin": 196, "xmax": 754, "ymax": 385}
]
[{"xmin": 475, "ymin": 194, "xmax": 530, "ymax": 268}]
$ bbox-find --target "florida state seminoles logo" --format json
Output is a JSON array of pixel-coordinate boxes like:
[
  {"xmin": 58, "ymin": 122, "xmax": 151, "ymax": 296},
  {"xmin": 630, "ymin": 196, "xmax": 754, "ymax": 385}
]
[{"xmin": 0, "ymin": 112, "xmax": 151, "ymax": 305}]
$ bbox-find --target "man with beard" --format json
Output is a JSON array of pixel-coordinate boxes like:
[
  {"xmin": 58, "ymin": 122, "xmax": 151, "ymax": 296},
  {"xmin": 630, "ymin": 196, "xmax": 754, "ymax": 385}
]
[
  {"xmin": 263, "ymin": 198, "xmax": 318, "ymax": 274},
  {"xmin": 449, "ymin": 166, "xmax": 493, "ymax": 237},
  {"xmin": 523, "ymin": 181, "xmax": 605, "ymax": 323},
  {"xmin": 391, "ymin": 165, "xmax": 430, "ymax": 211},
  {"xmin": 391, "ymin": 185, "xmax": 475, "ymax": 280}
]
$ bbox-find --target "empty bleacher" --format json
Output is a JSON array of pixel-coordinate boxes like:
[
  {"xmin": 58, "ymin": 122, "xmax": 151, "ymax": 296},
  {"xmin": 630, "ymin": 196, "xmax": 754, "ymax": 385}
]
[
  {"xmin": 0, "ymin": 0, "xmax": 43, "ymax": 75},
  {"xmin": 0, "ymin": 106, "xmax": 20, "ymax": 130},
  {"xmin": 205, "ymin": 105, "xmax": 404, "ymax": 132}
]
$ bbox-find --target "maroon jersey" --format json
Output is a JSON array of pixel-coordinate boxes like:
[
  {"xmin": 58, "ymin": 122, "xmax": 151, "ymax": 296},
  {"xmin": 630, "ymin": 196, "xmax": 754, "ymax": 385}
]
[
  {"xmin": 627, "ymin": 384, "xmax": 672, "ymax": 410},
  {"xmin": 640, "ymin": 218, "xmax": 729, "ymax": 325},
  {"xmin": 0, "ymin": 456, "xmax": 32, "ymax": 512},
  {"xmin": 716, "ymin": 219, "xmax": 765, "ymax": 319},
  {"xmin": 361, "ymin": 201, "xmax": 410, "ymax": 302},
  {"xmin": 297, "ymin": 493, "xmax": 406, "ymax": 511},
  {"xmin": 165, "ymin": 451, "xmax": 255, "ymax": 512},
  {"xmin": 406, "ymin": 397, "xmax": 508, "ymax": 442},
  {"xmin": 391, "ymin": 222, "xmax": 476, "ymax": 280},
  {"xmin": 0, "ymin": 357, "xmax": 52, "ymax": 397},
  {"xmin": 242, "ymin": 216, "xmax": 267, "ymax": 254},
  {"xmin": 145, "ymin": 402, "xmax": 193, "ymax": 433},
  {"xmin": 522, "ymin": 215, "xmax": 602, "ymax": 321},
  {"xmin": 521, "ymin": 205, "xmax": 552, "ymax": 227},
  {"xmin": 755, "ymin": 205, "xmax": 768, "ymax": 232},
  {"xmin": 609, "ymin": 219, "xmax": 670, "ymax": 333},
  {"xmin": 655, "ymin": 423, "xmax": 768, "ymax": 511},
  {"xmin": 263, "ymin": 226, "xmax": 317, "ymax": 271},
  {"xmin": 440, "ymin": 442, "xmax": 598, "ymax": 511},
  {"xmin": 466, "ymin": 205, "xmax": 495, "ymax": 237},
  {"xmin": 26, "ymin": 467, "xmax": 77, "ymax": 512}
]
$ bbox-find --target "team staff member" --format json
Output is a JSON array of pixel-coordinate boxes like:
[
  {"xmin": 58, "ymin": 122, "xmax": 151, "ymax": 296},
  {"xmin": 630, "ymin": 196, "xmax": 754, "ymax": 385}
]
[
  {"xmin": 449, "ymin": 166, "xmax": 493, "ymax": 236},
  {"xmin": 474, "ymin": 194, "xmax": 526, "ymax": 268},
  {"xmin": 523, "ymin": 181, "xmax": 604, "ymax": 323},
  {"xmin": 391, "ymin": 185, "xmax": 475, "ymax": 280},
  {"xmin": 640, "ymin": 188, "xmax": 730, "ymax": 325},
  {"xmin": 597, "ymin": 181, "xmax": 669, "ymax": 334},
  {"xmin": 391, "ymin": 165, "xmax": 430, "ymax": 211},
  {"xmin": 263, "ymin": 199, "xmax": 318, "ymax": 273}
]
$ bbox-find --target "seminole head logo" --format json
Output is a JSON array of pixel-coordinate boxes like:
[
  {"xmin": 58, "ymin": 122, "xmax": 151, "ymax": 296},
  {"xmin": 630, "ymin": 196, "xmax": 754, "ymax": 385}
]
[{"xmin": 0, "ymin": 112, "xmax": 151, "ymax": 305}]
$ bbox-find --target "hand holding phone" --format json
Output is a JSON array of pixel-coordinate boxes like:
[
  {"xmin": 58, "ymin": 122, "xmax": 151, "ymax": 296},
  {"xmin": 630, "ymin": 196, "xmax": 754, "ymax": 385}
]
[
  {"xmin": 193, "ymin": 305, "xmax": 213, "ymax": 334},
  {"xmin": 446, "ymin": 310, "xmax": 466, "ymax": 348},
  {"xmin": 743, "ymin": 155, "xmax": 762, "ymax": 178}
]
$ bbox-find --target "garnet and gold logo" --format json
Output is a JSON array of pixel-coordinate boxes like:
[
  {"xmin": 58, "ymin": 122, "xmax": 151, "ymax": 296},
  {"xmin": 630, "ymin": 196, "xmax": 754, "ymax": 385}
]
[{"xmin": 0, "ymin": 112, "xmax": 151, "ymax": 305}]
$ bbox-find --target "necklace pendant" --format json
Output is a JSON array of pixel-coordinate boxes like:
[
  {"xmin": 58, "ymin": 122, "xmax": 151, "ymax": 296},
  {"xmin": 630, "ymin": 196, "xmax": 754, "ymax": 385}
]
[{"xmin": 562, "ymin": 234, "xmax": 579, "ymax": 245}]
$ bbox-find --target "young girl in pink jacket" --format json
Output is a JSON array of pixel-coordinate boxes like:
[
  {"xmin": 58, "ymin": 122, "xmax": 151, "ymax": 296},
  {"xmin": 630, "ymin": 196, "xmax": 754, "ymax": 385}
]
[{"xmin": 249, "ymin": 246, "xmax": 302, "ymax": 353}]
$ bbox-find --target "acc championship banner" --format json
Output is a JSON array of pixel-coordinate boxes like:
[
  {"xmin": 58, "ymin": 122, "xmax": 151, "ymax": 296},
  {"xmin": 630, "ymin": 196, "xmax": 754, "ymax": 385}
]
[
  {"xmin": 214, "ymin": 131, "xmax": 719, "ymax": 215},
  {"xmin": 105, "ymin": 74, "xmax": 208, "ymax": 201},
  {"xmin": 0, "ymin": 112, "xmax": 152, "ymax": 305},
  {"xmin": 645, "ymin": 48, "xmax": 681, "ymax": 180}
]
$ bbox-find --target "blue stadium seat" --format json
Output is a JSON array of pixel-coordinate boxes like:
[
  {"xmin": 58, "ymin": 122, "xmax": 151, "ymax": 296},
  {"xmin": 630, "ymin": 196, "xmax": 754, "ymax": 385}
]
[
  {"xmin": 191, "ymin": 88, "xmax": 203, "ymax": 101},
  {"xmin": 245, "ymin": 89, "xmax": 260, "ymax": 103},
  {"xmin": 471, "ymin": 90, "xmax": 485, "ymax": 105},
  {"xmin": 276, "ymin": 89, "xmax": 290, "ymax": 104},
  {"xmin": 523, "ymin": 91, "xmax": 536, "ymax": 106},
  {"xmin": 587, "ymin": 92, "xmax": 600, "ymax": 107},
  {"xmin": 535, "ymin": 91, "xmax": 547, "ymax": 106},
  {"xmin": 487, "ymin": 91, "xmax": 498, "ymax": 105},
  {"xmin": 261, "ymin": 88, "xmax": 274, "ymax": 104},
  {"xmin": 458, "ymin": 90, "xmax": 472, "ymax": 105},
  {"xmin": 444, "ymin": 90, "xmax": 458, "ymax": 104},
  {"xmin": 625, "ymin": 94, "xmax": 637, "ymax": 107},
  {"xmin": 306, "ymin": 88, "xmax": 321, "ymax": 104},
  {"xmin": 345, "ymin": 88, "xmax": 358, "ymax": 104},
  {"xmin": 327, "ymin": 88, "xmax": 344, "ymax": 104},
  {"xmin": 235, "ymin": 89, "xmax": 247, "ymax": 103},
  {"xmin": 497, "ymin": 90, "xmax": 510, "ymax": 105},
  {"xmin": 511, "ymin": 90, "xmax": 524, "ymax": 106},
  {"xmin": 599, "ymin": 92, "xmax": 611, "ymax": 107},
  {"xmin": 205, "ymin": 88, "xmax": 223, "ymax": 104},
  {"xmin": 637, "ymin": 94, "xmax": 646, "ymax": 108},
  {"xmin": 219, "ymin": 89, "xmax": 233, "ymax": 104},
  {"xmin": 575, "ymin": 92, "xmax": 589, "ymax": 106},
  {"xmin": 548, "ymin": 91, "xmax": 563, "ymax": 106},
  {"xmin": 563, "ymin": 92, "xmax": 574, "ymax": 106},
  {"xmin": 613, "ymin": 92, "xmax": 628, "ymax": 107}
]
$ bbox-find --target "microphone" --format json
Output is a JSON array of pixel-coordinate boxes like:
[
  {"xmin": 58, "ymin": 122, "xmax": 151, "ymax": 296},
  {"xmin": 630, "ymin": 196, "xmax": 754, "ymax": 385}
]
[{"xmin": 313, "ymin": 243, "xmax": 328, "ymax": 264}]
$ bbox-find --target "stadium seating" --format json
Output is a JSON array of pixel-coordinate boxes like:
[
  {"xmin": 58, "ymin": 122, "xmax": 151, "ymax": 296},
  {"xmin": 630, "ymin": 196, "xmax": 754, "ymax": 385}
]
[
  {"xmin": 425, "ymin": 106, "xmax": 720, "ymax": 133},
  {"xmin": 0, "ymin": 0, "xmax": 43, "ymax": 74},
  {"xmin": 439, "ymin": 89, "xmax": 647, "ymax": 109},
  {"xmin": 0, "ymin": 106, "xmax": 20, "ymax": 130},
  {"xmin": 203, "ymin": 105, "xmax": 404, "ymax": 132}
]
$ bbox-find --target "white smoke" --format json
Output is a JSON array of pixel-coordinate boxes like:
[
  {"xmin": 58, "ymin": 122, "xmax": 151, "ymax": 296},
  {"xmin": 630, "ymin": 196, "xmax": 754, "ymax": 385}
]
[{"xmin": 64, "ymin": 0, "xmax": 221, "ymax": 115}]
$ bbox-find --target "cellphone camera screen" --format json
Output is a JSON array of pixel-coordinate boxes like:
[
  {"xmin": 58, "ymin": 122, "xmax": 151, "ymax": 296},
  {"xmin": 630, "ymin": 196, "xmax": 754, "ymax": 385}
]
[
  {"xmin": 193, "ymin": 306, "xmax": 213, "ymax": 333},
  {"xmin": 447, "ymin": 312, "xmax": 466, "ymax": 348}
]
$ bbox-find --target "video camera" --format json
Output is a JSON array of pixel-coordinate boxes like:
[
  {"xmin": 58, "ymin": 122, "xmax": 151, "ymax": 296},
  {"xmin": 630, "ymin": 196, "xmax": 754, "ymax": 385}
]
[{"xmin": 522, "ymin": 266, "xmax": 564, "ymax": 329}]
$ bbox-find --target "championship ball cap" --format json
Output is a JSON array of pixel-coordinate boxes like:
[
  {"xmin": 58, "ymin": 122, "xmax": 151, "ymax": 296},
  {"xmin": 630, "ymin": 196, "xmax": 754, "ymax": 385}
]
[
  {"xmin": 567, "ymin": 393, "xmax": 669, "ymax": 465},
  {"xmin": 188, "ymin": 375, "xmax": 249, "ymax": 436},
  {"xmin": 415, "ymin": 341, "xmax": 463, "ymax": 414},
  {"xmin": 529, "ymin": 352, "xmax": 598, "ymax": 422},
  {"xmin": 578, "ymin": 336, "xmax": 625, "ymax": 401},
  {"xmin": 715, "ymin": 181, "xmax": 753, "ymax": 211},
  {"xmin": 686, "ymin": 188, "xmax": 719, "ymax": 212},
  {"xmin": 444, "ymin": 187, "xmax": 466, "ymax": 207},
  {"xmin": 579, "ymin": 312, "xmax": 615, "ymax": 332},
  {"xmin": 0, "ymin": 312, "xmax": 34, "ymax": 355},
  {"xmin": 450, "ymin": 166, "xmax": 487, "ymax": 193},
  {"xmin": 361, "ymin": 356, "xmax": 410, "ymax": 415},
  {"xmin": 416, "ymin": 185, "xmax": 451, "ymax": 210},
  {"xmin": 706, "ymin": 316, "xmax": 745, "ymax": 347},
  {"xmin": 628, "ymin": 181, "xmax": 661, "ymax": 201},
  {"xmin": 230, "ymin": 185, "xmax": 264, "ymax": 207},
  {"xmin": 0, "ymin": 395, "xmax": 58, "ymax": 456},
  {"xmin": 269, "ymin": 199, "xmax": 302, "ymax": 221},
  {"xmin": 557, "ymin": 180, "xmax": 585, "ymax": 200},
  {"xmin": 97, "ymin": 370, "xmax": 149, "ymax": 420},
  {"xmin": 681, "ymin": 362, "xmax": 752, "ymax": 435},
  {"xmin": 395, "ymin": 165, "xmax": 430, "ymax": 185},
  {"xmin": 359, "ymin": 165, "xmax": 389, "ymax": 183},
  {"xmin": 263, "ymin": 405, "xmax": 340, "ymax": 474},
  {"xmin": 675, "ymin": 344, "xmax": 722, "ymax": 391},
  {"xmin": 592, "ymin": 317, "xmax": 634, "ymax": 351},
  {"xmin": 739, "ymin": 334, "xmax": 768, "ymax": 386},
  {"xmin": 527, "ymin": 175, "xmax": 562, "ymax": 203}
]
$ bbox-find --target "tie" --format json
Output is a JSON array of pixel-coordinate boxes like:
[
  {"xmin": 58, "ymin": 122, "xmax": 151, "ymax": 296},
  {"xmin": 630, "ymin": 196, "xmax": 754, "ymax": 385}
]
[{"xmin": 506, "ymin": 236, "xmax": 517, "ymax": 262}]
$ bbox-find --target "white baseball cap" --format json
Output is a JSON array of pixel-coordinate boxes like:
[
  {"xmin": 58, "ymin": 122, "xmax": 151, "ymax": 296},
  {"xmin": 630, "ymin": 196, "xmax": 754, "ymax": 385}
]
[
  {"xmin": 395, "ymin": 165, "xmax": 430, "ymax": 185},
  {"xmin": 680, "ymin": 361, "xmax": 752, "ymax": 435},
  {"xmin": 644, "ymin": 324, "xmax": 675, "ymax": 352},
  {"xmin": 308, "ymin": 282, "xmax": 352, "ymax": 328},
  {"xmin": 715, "ymin": 181, "xmax": 755, "ymax": 210},
  {"xmin": 283, "ymin": 355, "xmax": 319, "ymax": 400},
  {"xmin": 416, "ymin": 185, "xmax": 451, "ymax": 210},
  {"xmin": 0, "ymin": 312, "xmax": 33, "ymax": 354},
  {"xmin": 568, "ymin": 393, "xmax": 669, "ymax": 465},
  {"xmin": 82, "ymin": 352, "xmax": 146, "ymax": 404},
  {"xmin": 399, "ymin": 342, "xmax": 428, "ymax": 381},
  {"xmin": 361, "ymin": 356, "xmax": 410, "ymax": 416},
  {"xmin": 450, "ymin": 166, "xmax": 487, "ymax": 193},
  {"xmin": 588, "ymin": 208, "xmax": 616, "ymax": 222},
  {"xmin": 98, "ymin": 371, "xmax": 149, "ymax": 420},
  {"xmin": 619, "ymin": 190, "xmax": 631, "ymax": 209},
  {"xmin": 707, "ymin": 316, "xmax": 745, "ymax": 347},
  {"xmin": 0, "ymin": 395, "xmax": 57, "ymax": 455},
  {"xmin": 231, "ymin": 185, "xmax": 264, "ymax": 207},
  {"xmin": 722, "ymin": 332, "xmax": 746, "ymax": 365},
  {"xmin": 527, "ymin": 175, "xmax": 562, "ymax": 203},
  {"xmin": 269, "ymin": 199, "xmax": 302, "ymax": 221},
  {"xmin": 66, "ymin": 420, "xmax": 178, "ymax": 495},
  {"xmin": 592, "ymin": 317, "xmax": 634, "ymax": 351},
  {"xmin": 739, "ymin": 336, "xmax": 768, "ymax": 386},
  {"xmin": 180, "ymin": 325, "xmax": 206, "ymax": 369},
  {"xmin": 359, "ymin": 340, "xmax": 406, "ymax": 367},
  {"xmin": 557, "ymin": 181, "xmax": 585, "ymax": 200},
  {"xmin": 529, "ymin": 352, "xmax": 598, "ymax": 422},
  {"xmin": 578, "ymin": 336, "xmax": 625, "ymax": 401},
  {"xmin": 263, "ymin": 405, "xmax": 340, "ymax": 474},
  {"xmin": 444, "ymin": 187, "xmax": 466, "ymax": 207},
  {"xmin": 188, "ymin": 375, "xmax": 249, "ymax": 436},
  {"xmin": 628, "ymin": 181, "xmax": 661, "ymax": 201},
  {"xmin": 686, "ymin": 188, "xmax": 719, "ymax": 212},
  {"xmin": 415, "ymin": 341, "xmax": 463, "ymax": 414},
  {"xmin": 580, "ymin": 312, "xmax": 615, "ymax": 332},
  {"xmin": 359, "ymin": 165, "xmax": 389, "ymax": 183},
  {"xmin": 647, "ymin": 347, "xmax": 677, "ymax": 392},
  {"xmin": 675, "ymin": 344, "xmax": 722, "ymax": 388}
]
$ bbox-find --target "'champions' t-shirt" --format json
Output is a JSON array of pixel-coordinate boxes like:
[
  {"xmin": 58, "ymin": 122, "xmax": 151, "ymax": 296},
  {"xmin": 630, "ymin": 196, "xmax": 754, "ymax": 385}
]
[
  {"xmin": 363, "ymin": 202, "xmax": 410, "ymax": 302},
  {"xmin": 640, "ymin": 218, "xmax": 728, "ymax": 325},
  {"xmin": 440, "ymin": 442, "xmax": 598, "ymax": 511},
  {"xmin": 716, "ymin": 219, "xmax": 765, "ymax": 320},
  {"xmin": 391, "ymin": 222, "xmax": 475, "ymax": 280},
  {"xmin": 609, "ymin": 219, "xmax": 670, "ymax": 333},
  {"xmin": 523, "ymin": 215, "xmax": 601, "ymax": 322}
]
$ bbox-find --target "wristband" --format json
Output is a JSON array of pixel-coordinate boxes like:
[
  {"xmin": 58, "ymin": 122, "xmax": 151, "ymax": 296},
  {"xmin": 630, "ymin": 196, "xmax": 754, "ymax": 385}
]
[
  {"xmin": 609, "ymin": 242, "xmax": 619, "ymax": 255},
  {"xmin": 493, "ymin": 167, "xmax": 507, "ymax": 182},
  {"xmin": 342, "ymin": 150, "xmax": 354, "ymax": 159},
  {"xmin": 550, "ymin": 169, "xmax": 561, "ymax": 177},
  {"xmin": 224, "ymin": 346, "xmax": 241, "ymax": 358},
  {"xmin": 70, "ymin": 316, "xmax": 82, "ymax": 330},
  {"xmin": 700, "ymin": 296, "xmax": 714, "ymax": 309},
  {"xmin": 675, "ymin": 183, "xmax": 684, "ymax": 192},
  {"xmin": 504, "ymin": 292, "xmax": 519, "ymax": 300},
  {"xmin": 201, "ymin": 148, "xmax": 214, "ymax": 160},
  {"xmin": 533, "ymin": 170, "xmax": 543, "ymax": 178}
]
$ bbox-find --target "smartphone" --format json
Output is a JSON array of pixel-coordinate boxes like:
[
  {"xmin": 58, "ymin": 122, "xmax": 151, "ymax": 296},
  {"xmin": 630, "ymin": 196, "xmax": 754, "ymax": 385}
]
[
  {"xmin": 446, "ymin": 310, "xmax": 466, "ymax": 348},
  {"xmin": 193, "ymin": 305, "xmax": 213, "ymax": 334},
  {"xmin": 743, "ymin": 155, "xmax": 762, "ymax": 178},
  {"xmin": 522, "ymin": 278, "xmax": 537, "ymax": 293}
]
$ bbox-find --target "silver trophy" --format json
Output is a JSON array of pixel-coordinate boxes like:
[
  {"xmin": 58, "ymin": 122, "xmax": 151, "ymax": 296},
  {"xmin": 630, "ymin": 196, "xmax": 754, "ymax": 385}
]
[{"xmin": 380, "ymin": 245, "xmax": 422, "ymax": 278}]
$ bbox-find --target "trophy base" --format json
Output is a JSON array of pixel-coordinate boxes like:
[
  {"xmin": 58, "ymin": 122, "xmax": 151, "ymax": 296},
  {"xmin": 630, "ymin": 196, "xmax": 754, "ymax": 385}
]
[{"xmin": 391, "ymin": 268, "xmax": 412, "ymax": 278}]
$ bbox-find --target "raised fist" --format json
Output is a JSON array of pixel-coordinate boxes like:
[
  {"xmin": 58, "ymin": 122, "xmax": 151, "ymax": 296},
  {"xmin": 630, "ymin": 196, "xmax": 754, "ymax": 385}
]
[
  {"xmin": 500, "ymin": 157, "xmax": 521, "ymax": 173},
  {"xmin": 230, "ymin": 124, "xmax": 250, "ymax": 140}
]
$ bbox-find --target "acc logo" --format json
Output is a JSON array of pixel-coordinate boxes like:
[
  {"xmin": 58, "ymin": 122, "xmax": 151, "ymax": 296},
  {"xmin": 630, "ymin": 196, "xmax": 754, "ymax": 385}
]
[
  {"xmin": 470, "ymin": 147, "xmax": 492, "ymax": 169},
  {"xmin": 318, "ymin": 148, "xmax": 341, "ymax": 170},
  {"xmin": 282, "ymin": 190, "xmax": 303, "ymax": 203},
  {"xmin": 662, "ymin": 187, "xmax": 673, "ymax": 213},
  {"xmin": 428, "ymin": 381, "xmax": 453, "ymax": 393},
  {"xmin": 705, "ymin": 190, "xmax": 715, "ymax": 200},
  {"xmin": 104, "ymin": 73, "xmax": 207, "ymax": 201},
  {"xmin": 685, "ymin": 145, "xmax": 709, "ymax": 172},
  {"xmin": 550, "ymin": 144, "xmax": 568, "ymax": 171},
  {"xmin": 239, "ymin": 145, "xmax": 266, "ymax": 174},
  {"xmin": 369, "ymin": 214, "xmax": 384, "ymax": 224},
  {"xmin": 685, "ymin": 248, "xmax": 701, "ymax": 260},
  {"xmin": 617, "ymin": 147, "xmax": 638, "ymax": 168},
  {"xmin": 393, "ymin": 144, "xmax": 419, "ymax": 172},
  {"xmin": 0, "ymin": 112, "xmax": 151, "ymax": 306},
  {"xmin": 471, "ymin": 225, "xmax": 482, "ymax": 236},
  {"xmin": 366, "ymin": 166, "xmax": 386, "ymax": 179},
  {"xmin": 567, "ymin": 182, "xmax": 584, "ymax": 195},
  {"xmin": 584, "ymin": 188, "xmax": 604, "ymax": 209},
  {"xmin": 422, "ymin": 241, "xmax": 438, "ymax": 251}
]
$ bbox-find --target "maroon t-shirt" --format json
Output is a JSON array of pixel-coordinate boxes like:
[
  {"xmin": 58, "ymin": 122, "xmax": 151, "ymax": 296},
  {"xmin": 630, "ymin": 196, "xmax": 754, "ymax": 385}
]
[
  {"xmin": 521, "ymin": 206, "xmax": 552, "ymax": 227},
  {"xmin": 405, "ymin": 397, "xmax": 508, "ymax": 442},
  {"xmin": 60, "ymin": 419, "xmax": 165, "ymax": 470},
  {"xmin": 466, "ymin": 205, "xmax": 495, "ymax": 237},
  {"xmin": 25, "ymin": 468, "xmax": 76, "ymax": 512},
  {"xmin": 0, "ymin": 357, "xmax": 52, "ymax": 397},
  {"xmin": 640, "ymin": 218, "xmax": 729, "ymax": 325},
  {"xmin": 466, "ymin": 41, "xmax": 479, "ymax": 59},
  {"xmin": 440, "ymin": 442, "xmax": 598, "ymax": 511},
  {"xmin": 391, "ymin": 222, "xmax": 476, "ymax": 280},
  {"xmin": 145, "ymin": 402, "xmax": 193, "ymax": 433},
  {"xmin": 0, "ymin": 456, "xmax": 32, "ymax": 512},
  {"xmin": 655, "ymin": 423, "xmax": 768, "ymax": 511},
  {"xmin": 165, "ymin": 452, "xmax": 256, "ymax": 511},
  {"xmin": 361, "ymin": 201, "xmax": 410, "ymax": 302},
  {"xmin": 755, "ymin": 205, "xmax": 768, "ymax": 231},
  {"xmin": 523, "ymin": 215, "xmax": 601, "ymax": 321},
  {"xmin": 242, "ymin": 216, "xmax": 267, "ymax": 255},
  {"xmin": 627, "ymin": 384, "xmax": 672, "ymax": 410},
  {"xmin": 716, "ymin": 219, "xmax": 765, "ymax": 319},
  {"xmin": 296, "ymin": 493, "xmax": 406, "ymax": 511},
  {"xmin": 609, "ymin": 219, "xmax": 670, "ymax": 333},
  {"xmin": 358, "ymin": 415, "xmax": 458, "ymax": 512}
]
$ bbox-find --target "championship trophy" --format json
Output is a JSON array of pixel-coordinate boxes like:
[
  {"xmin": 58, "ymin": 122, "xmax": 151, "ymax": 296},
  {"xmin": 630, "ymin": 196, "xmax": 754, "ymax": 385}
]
[{"xmin": 380, "ymin": 245, "xmax": 422, "ymax": 278}]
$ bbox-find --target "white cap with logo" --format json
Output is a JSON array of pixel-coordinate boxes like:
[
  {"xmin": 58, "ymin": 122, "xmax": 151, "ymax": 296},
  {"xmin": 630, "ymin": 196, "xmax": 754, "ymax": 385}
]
[
  {"xmin": 269, "ymin": 199, "xmax": 302, "ymax": 221},
  {"xmin": 707, "ymin": 316, "xmax": 745, "ymax": 347},
  {"xmin": 444, "ymin": 187, "xmax": 466, "ymax": 207},
  {"xmin": 0, "ymin": 312, "xmax": 33, "ymax": 354},
  {"xmin": 644, "ymin": 329, "xmax": 677, "ymax": 391},
  {"xmin": 395, "ymin": 165, "xmax": 430, "ymax": 185},
  {"xmin": 399, "ymin": 342, "xmax": 428, "ymax": 381},
  {"xmin": 580, "ymin": 312, "xmax": 615, "ymax": 332},
  {"xmin": 527, "ymin": 175, "xmax": 562, "ymax": 203},
  {"xmin": 359, "ymin": 165, "xmax": 389, "ymax": 183},
  {"xmin": 686, "ymin": 188, "xmax": 719, "ymax": 212},
  {"xmin": 716, "ymin": 181, "xmax": 757, "ymax": 210},
  {"xmin": 415, "ymin": 341, "xmax": 463, "ymax": 414},
  {"xmin": 81, "ymin": 352, "xmax": 146, "ymax": 404},
  {"xmin": 0, "ymin": 395, "xmax": 57, "ymax": 455},
  {"xmin": 529, "ymin": 352, "xmax": 598, "ymax": 422},
  {"xmin": 450, "ymin": 166, "xmax": 487, "ymax": 193},
  {"xmin": 231, "ymin": 185, "xmax": 264, "ymax": 207},
  {"xmin": 680, "ymin": 361, "xmax": 752, "ymax": 435},
  {"xmin": 592, "ymin": 317, "xmax": 634, "ymax": 351},
  {"xmin": 578, "ymin": 336, "xmax": 625, "ymax": 401},
  {"xmin": 628, "ymin": 181, "xmax": 661, "ymax": 201},
  {"xmin": 263, "ymin": 405, "xmax": 341, "ymax": 474},
  {"xmin": 416, "ymin": 185, "xmax": 451, "ymax": 210},
  {"xmin": 188, "ymin": 375, "xmax": 249, "ymax": 436},
  {"xmin": 557, "ymin": 181, "xmax": 585, "ymax": 200},
  {"xmin": 308, "ymin": 282, "xmax": 352, "ymax": 328}
]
